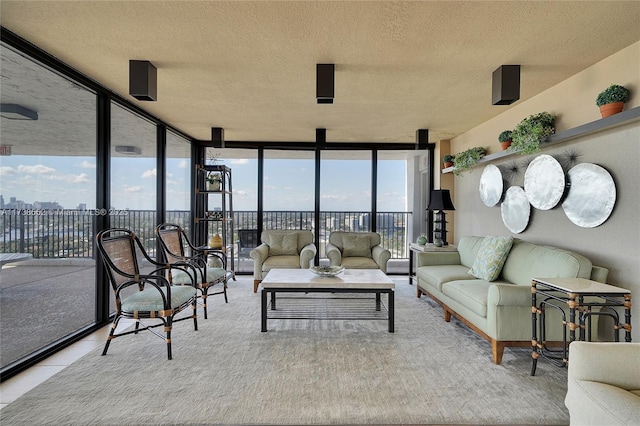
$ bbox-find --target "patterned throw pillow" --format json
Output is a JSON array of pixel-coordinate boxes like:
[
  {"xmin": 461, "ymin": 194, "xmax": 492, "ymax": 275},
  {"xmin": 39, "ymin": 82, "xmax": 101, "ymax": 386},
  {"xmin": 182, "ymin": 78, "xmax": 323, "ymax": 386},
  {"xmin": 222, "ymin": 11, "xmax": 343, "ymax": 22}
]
[
  {"xmin": 342, "ymin": 235, "xmax": 372, "ymax": 257},
  {"xmin": 468, "ymin": 236, "xmax": 514, "ymax": 281},
  {"xmin": 269, "ymin": 233, "xmax": 298, "ymax": 256}
]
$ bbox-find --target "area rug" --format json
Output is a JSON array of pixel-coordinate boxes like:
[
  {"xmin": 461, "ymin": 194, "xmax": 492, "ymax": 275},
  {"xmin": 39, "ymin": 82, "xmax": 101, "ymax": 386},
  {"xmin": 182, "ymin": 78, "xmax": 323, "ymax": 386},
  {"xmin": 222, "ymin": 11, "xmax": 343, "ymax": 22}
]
[{"xmin": 0, "ymin": 277, "xmax": 570, "ymax": 425}]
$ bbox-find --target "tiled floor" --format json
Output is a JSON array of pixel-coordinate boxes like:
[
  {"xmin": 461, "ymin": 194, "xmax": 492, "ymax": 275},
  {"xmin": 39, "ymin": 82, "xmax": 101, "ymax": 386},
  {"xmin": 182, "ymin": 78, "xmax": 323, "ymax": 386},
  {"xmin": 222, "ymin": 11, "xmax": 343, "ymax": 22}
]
[{"xmin": 0, "ymin": 320, "xmax": 134, "ymax": 410}]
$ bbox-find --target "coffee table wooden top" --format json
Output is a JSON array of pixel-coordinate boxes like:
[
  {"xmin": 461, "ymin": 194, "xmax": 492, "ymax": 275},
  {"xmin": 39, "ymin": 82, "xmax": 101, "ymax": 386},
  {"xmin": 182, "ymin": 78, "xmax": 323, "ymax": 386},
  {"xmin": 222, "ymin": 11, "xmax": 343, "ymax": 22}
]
[{"xmin": 261, "ymin": 268, "xmax": 395, "ymax": 290}]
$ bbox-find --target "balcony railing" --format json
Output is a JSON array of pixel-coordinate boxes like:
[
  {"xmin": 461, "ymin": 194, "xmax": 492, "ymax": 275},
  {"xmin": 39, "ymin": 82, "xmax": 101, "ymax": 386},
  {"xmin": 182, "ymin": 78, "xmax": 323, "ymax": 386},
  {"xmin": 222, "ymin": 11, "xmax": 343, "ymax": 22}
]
[{"xmin": 0, "ymin": 209, "xmax": 411, "ymax": 260}]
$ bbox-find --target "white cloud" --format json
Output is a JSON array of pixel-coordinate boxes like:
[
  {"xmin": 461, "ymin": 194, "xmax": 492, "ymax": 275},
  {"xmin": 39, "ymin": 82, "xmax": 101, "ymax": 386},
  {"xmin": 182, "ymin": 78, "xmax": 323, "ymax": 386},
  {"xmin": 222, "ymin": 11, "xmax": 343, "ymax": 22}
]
[
  {"xmin": 17, "ymin": 164, "xmax": 55, "ymax": 174},
  {"xmin": 124, "ymin": 185, "xmax": 144, "ymax": 193},
  {"xmin": 177, "ymin": 160, "xmax": 188, "ymax": 169},
  {"xmin": 230, "ymin": 159, "xmax": 249, "ymax": 165},
  {"xmin": 142, "ymin": 168, "xmax": 156, "ymax": 178},
  {"xmin": 66, "ymin": 173, "xmax": 91, "ymax": 184},
  {"xmin": 78, "ymin": 160, "xmax": 96, "ymax": 169},
  {"xmin": 0, "ymin": 166, "xmax": 17, "ymax": 176}
]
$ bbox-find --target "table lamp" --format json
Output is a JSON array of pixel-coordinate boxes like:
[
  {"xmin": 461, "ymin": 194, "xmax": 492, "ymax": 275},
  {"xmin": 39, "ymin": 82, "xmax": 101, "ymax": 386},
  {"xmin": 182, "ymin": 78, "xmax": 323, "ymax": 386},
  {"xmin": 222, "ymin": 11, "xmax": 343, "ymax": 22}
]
[{"xmin": 427, "ymin": 189, "xmax": 455, "ymax": 245}]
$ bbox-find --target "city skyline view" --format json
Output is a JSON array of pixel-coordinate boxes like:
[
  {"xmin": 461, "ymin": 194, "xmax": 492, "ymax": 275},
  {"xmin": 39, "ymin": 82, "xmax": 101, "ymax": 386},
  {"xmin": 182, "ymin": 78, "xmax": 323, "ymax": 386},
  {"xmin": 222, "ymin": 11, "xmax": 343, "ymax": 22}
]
[{"xmin": 1, "ymin": 155, "xmax": 408, "ymax": 212}]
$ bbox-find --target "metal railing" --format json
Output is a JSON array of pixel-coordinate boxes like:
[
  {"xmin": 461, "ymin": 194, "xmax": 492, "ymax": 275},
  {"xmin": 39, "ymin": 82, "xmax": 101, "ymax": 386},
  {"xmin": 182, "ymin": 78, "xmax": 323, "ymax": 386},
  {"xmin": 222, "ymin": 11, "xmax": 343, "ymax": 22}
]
[{"xmin": 0, "ymin": 209, "xmax": 411, "ymax": 259}]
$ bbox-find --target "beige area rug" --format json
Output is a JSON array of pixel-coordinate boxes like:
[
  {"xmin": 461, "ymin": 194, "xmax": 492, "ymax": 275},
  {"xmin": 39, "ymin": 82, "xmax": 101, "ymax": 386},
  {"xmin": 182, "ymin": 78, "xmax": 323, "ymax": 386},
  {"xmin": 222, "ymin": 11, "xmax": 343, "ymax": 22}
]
[{"xmin": 0, "ymin": 276, "xmax": 570, "ymax": 425}]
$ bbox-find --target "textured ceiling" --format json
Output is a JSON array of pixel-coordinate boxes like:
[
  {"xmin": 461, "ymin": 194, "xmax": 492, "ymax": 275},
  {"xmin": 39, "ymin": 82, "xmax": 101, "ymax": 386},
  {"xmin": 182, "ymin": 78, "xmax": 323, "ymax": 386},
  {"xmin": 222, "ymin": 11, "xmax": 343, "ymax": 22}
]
[{"xmin": 1, "ymin": 1, "xmax": 640, "ymax": 147}]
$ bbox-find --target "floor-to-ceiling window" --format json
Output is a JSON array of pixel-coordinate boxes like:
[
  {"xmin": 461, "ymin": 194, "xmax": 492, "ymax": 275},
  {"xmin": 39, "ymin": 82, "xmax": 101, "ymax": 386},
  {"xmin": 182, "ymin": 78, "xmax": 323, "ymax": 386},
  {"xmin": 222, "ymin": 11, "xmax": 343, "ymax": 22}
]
[
  {"xmin": 0, "ymin": 43, "xmax": 97, "ymax": 370},
  {"xmin": 377, "ymin": 151, "xmax": 410, "ymax": 260},
  {"xmin": 166, "ymin": 131, "xmax": 192, "ymax": 232}
]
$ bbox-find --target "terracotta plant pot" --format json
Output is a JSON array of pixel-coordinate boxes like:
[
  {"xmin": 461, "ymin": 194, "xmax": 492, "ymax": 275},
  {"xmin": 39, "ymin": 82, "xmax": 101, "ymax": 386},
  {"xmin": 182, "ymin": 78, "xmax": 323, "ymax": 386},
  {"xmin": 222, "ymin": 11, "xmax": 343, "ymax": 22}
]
[
  {"xmin": 599, "ymin": 102, "xmax": 624, "ymax": 118},
  {"xmin": 500, "ymin": 140, "xmax": 512, "ymax": 150},
  {"xmin": 443, "ymin": 161, "xmax": 453, "ymax": 168}
]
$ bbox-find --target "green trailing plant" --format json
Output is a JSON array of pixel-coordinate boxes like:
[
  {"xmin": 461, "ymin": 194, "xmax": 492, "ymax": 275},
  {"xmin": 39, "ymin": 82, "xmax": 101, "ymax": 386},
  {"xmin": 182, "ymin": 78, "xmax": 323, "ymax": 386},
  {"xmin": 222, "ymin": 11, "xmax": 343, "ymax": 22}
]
[
  {"xmin": 509, "ymin": 112, "xmax": 555, "ymax": 155},
  {"xmin": 442, "ymin": 154, "xmax": 455, "ymax": 164},
  {"xmin": 596, "ymin": 84, "xmax": 630, "ymax": 106},
  {"xmin": 498, "ymin": 130, "xmax": 512, "ymax": 142},
  {"xmin": 452, "ymin": 146, "xmax": 486, "ymax": 176}
]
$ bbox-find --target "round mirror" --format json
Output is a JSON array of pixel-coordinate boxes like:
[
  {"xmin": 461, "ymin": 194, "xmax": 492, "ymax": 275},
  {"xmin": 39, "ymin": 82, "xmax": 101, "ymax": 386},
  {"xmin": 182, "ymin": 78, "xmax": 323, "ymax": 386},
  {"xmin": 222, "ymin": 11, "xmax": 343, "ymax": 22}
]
[
  {"xmin": 562, "ymin": 163, "xmax": 616, "ymax": 228},
  {"xmin": 479, "ymin": 164, "xmax": 503, "ymax": 207},
  {"xmin": 524, "ymin": 154, "xmax": 565, "ymax": 210},
  {"xmin": 501, "ymin": 186, "xmax": 530, "ymax": 234}
]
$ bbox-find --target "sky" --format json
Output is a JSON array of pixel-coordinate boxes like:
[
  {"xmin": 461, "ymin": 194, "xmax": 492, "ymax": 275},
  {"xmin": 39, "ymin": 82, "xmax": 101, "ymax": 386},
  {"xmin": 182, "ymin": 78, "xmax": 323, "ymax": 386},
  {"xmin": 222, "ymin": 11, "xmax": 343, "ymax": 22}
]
[{"xmin": 0, "ymin": 155, "xmax": 407, "ymax": 212}]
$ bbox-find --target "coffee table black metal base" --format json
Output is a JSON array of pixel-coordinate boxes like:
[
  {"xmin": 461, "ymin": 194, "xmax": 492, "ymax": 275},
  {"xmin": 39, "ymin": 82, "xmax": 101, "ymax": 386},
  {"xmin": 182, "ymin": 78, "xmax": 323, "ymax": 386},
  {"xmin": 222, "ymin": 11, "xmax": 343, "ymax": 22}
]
[{"xmin": 261, "ymin": 287, "xmax": 394, "ymax": 332}]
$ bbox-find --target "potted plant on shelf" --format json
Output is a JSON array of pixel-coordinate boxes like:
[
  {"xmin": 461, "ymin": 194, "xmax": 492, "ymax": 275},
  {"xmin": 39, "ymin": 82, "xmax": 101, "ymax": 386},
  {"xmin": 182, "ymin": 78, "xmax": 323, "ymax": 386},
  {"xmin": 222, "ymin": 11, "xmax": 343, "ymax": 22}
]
[
  {"xmin": 452, "ymin": 146, "xmax": 486, "ymax": 176},
  {"xmin": 509, "ymin": 111, "xmax": 555, "ymax": 155},
  {"xmin": 442, "ymin": 154, "xmax": 455, "ymax": 168},
  {"xmin": 596, "ymin": 84, "xmax": 630, "ymax": 118},
  {"xmin": 207, "ymin": 172, "xmax": 222, "ymax": 191},
  {"xmin": 498, "ymin": 130, "xmax": 513, "ymax": 150}
]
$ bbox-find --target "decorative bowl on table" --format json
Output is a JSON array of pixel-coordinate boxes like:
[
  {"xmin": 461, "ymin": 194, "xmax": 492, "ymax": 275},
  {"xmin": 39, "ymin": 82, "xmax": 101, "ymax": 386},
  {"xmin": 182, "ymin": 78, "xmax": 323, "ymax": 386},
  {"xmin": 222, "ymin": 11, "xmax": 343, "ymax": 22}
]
[{"xmin": 310, "ymin": 266, "xmax": 345, "ymax": 277}]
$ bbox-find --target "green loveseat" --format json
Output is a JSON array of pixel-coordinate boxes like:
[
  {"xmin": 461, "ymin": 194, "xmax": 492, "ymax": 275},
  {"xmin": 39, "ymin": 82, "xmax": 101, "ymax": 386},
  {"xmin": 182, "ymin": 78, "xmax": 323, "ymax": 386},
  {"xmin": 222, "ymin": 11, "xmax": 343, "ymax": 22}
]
[{"xmin": 415, "ymin": 236, "xmax": 609, "ymax": 364}]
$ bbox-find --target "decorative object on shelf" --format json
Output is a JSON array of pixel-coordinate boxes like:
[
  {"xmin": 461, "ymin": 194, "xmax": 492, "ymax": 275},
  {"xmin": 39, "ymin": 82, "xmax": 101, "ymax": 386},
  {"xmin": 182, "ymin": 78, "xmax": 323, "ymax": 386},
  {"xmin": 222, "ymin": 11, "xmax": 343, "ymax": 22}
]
[
  {"xmin": 442, "ymin": 154, "xmax": 455, "ymax": 168},
  {"xmin": 416, "ymin": 234, "xmax": 427, "ymax": 245},
  {"xmin": 208, "ymin": 233, "xmax": 223, "ymax": 249},
  {"xmin": 509, "ymin": 111, "xmax": 555, "ymax": 155},
  {"xmin": 498, "ymin": 130, "xmax": 513, "ymax": 150},
  {"xmin": 524, "ymin": 154, "xmax": 566, "ymax": 210},
  {"xmin": 452, "ymin": 146, "xmax": 486, "ymax": 176},
  {"xmin": 433, "ymin": 238, "xmax": 443, "ymax": 247},
  {"xmin": 501, "ymin": 186, "xmax": 530, "ymax": 234},
  {"xmin": 310, "ymin": 265, "xmax": 344, "ymax": 277},
  {"xmin": 207, "ymin": 172, "xmax": 222, "ymax": 191},
  {"xmin": 479, "ymin": 164, "xmax": 504, "ymax": 207},
  {"xmin": 596, "ymin": 84, "xmax": 630, "ymax": 118},
  {"xmin": 561, "ymin": 163, "xmax": 616, "ymax": 228},
  {"xmin": 427, "ymin": 189, "xmax": 455, "ymax": 245}
]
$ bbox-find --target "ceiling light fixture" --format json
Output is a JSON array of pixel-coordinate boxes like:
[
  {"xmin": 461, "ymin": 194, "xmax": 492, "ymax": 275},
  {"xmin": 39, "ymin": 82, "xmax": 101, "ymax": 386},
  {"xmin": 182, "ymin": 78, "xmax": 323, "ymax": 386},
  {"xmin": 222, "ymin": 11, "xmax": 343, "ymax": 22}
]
[
  {"xmin": 492, "ymin": 65, "xmax": 520, "ymax": 105},
  {"xmin": 129, "ymin": 60, "xmax": 157, "ymax": 101},
  {"xmin": 316, "ymin": 64, "xmax": 334, "ymax": 104},
  {"xmin": 415, "ymin": 129, "xmax": 429, "ymax": 150},
  {"xmin": 115, "ymin": 145, "xmax": 142, "ymax": 155},
  {"xmin": 211, "ymin": 127, "xmax": 225, "ymax": 148},
  {"xmin": 0, "ymin": 103, "xmax": 39, "ymax": 120}
]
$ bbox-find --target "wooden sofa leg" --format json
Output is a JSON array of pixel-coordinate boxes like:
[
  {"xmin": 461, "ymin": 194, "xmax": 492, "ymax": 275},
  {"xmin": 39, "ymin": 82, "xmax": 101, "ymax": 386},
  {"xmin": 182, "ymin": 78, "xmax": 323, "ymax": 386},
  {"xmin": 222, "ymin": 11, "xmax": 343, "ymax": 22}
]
[
  {"xmin": 444, "ymin": 310, "xmax": 451, "ymax": 322},
  {"xmin": 491, "ymin": 340, "xmax": 505, "ymax": 365},
  {"xmin": 253, "ymin": 280, "xmax": 261, "ymax": 293},
  {"xmin": 417, "ymin": 288, "xmax": 423, "ymax": 298}
]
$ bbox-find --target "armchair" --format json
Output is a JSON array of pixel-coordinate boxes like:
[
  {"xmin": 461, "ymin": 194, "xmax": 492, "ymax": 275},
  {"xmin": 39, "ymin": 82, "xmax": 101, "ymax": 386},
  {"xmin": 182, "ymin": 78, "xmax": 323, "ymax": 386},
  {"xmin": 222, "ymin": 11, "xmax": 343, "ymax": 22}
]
[
  {"xmin": 155, "ymin": 223, "xmax": 229, "ymax": 319},
  {"xmin": 326, "ymin": 231, "xmax": 391, "ymax": 273},
  {"xmin": 96, "ymin": 228, "xmax": 198, "ymax": 360},
  {"xmin": 249, "ymin": 229, "xmax": 316, "ymax": 293}
]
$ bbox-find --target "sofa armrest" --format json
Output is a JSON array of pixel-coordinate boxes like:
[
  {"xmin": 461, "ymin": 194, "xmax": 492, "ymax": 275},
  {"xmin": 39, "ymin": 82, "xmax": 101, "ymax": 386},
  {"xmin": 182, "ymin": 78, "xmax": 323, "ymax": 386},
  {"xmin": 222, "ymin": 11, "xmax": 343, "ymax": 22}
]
[
  {"xmin": 416, "ymin": 251, "xmax": 461, "ymax": 267},
  {"xmin": 568, "ymin": 342, "xmax": 640, "ymax": 389},
  {"xmin": 250, "ymin": 243, "xmax": 269, "ymax": 277},
  {"xmin": 299, "ymin": 243, "xmax": 317, "ymax": 268},
  {"xmin": 372, "ymin": 245, "xmax": 391, "ymax": 273},
  {"xmin": 326, "ymin": 243, "xmax": 342, "ymax": 267},
  {"xmin": 487, "ymin": 283, "xmax": 531, "ymax": 307}
]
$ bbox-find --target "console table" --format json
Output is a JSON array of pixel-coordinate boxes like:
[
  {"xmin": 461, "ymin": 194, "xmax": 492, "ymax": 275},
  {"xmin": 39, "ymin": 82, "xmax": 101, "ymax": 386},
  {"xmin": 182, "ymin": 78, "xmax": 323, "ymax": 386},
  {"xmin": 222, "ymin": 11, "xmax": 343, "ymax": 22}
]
[
  {"xmin": 408, "ymin": 243, "xmax": 457, "ymax": 285},
  {"xmin": 530, "ymin": 277, "xmax": 632, "ymax": 376}
]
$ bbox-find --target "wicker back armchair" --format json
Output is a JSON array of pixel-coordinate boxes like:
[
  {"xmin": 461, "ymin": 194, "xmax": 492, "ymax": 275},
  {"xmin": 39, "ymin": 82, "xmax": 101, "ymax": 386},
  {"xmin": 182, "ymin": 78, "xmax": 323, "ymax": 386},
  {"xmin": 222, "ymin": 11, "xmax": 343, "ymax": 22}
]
[
  {"xmin": 155, "ymin": 223, "xmax": 229, "ymax": 319},
  {"xmin": 96, "ymin": 228, "xmax": 198, "ymax": 360}
]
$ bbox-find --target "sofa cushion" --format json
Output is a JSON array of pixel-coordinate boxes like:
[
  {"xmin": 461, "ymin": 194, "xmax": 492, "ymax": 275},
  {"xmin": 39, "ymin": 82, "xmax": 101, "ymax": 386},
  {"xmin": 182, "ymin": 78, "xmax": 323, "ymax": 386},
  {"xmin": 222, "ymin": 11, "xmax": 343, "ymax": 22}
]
[
  {"xmin": 340, "ymin": 257, "xmax": 379, "ymax": 269},
  {"xmin": 468, "ymin": 236, "xmax": 513, "ymax": 281},
  {"xmin": 457, "ymin": 236, "xmax": 485, "ymax": 268},
  {"xmin": 268, "ymin": 233, "xmax": 298, "ymax": 256},
  {"xmin": 262, "ymin": 255, "xmax": 301, "ymax": 271},
  {"xmin": 417, "ymin": 265, "xmax": 476, "ymax": 292},
  {"xmin": 342, "ymin": 234, "xmax": 372, "ymax": 257},
  {"xmin": 442, "ymin": 280, "xmax": 492, "ymax": 317}
]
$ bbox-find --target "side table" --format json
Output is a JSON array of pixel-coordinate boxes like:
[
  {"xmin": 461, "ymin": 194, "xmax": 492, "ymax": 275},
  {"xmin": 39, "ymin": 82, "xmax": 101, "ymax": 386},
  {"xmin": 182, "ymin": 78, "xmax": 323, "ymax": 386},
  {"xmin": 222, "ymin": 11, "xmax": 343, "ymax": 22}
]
[
  {"xmin": 530, "ymin": 277, "xmax": 632, "ymax": 376},
  {"xmin": 408, "ymin": 243, "xmax": 457, "ymax": 285}
]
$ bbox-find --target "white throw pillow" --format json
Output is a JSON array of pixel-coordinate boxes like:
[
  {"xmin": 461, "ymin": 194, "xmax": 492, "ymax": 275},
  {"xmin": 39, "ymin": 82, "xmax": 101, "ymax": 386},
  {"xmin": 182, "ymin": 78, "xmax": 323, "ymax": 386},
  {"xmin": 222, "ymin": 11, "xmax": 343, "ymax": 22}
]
[{"xmin": 468, "ymin": 236, "xmax": 514, "ymax": 281}]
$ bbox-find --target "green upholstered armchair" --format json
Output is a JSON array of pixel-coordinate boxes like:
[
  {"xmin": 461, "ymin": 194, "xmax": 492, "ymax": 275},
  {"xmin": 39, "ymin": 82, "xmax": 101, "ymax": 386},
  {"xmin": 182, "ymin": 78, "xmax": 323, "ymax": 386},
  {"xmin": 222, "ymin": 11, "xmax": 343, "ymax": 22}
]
[
  {"xmin": 326, "ymin": 231, "xmax": 391, "ymax": 273},
  {"xmin": 250, "ymin": 229, "xmax": 317, "ymax": 292}
]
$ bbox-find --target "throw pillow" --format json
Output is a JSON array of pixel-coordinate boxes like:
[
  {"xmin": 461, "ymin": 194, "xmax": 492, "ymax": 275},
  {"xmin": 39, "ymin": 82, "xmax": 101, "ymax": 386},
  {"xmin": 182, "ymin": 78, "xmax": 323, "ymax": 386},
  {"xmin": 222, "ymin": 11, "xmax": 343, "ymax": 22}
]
[
  {"xmin": 268, "ymin": 233, "xmax": 298, "ymax": 256},
  {"xmin": 468, "ymin": 236, "xmax": 514, "ymax": 281},
  {"xmin": 342, "ymin": 234, "xmax": 372, "ymax": 257}
]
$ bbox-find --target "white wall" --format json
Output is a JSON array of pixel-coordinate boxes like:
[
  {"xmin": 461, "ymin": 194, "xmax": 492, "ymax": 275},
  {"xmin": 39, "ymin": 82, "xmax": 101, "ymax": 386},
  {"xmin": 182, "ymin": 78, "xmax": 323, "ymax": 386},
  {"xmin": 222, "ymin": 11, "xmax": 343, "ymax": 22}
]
[{"xmin": 449, "ymin": 41, "xmax": 640, "ymax": 337}]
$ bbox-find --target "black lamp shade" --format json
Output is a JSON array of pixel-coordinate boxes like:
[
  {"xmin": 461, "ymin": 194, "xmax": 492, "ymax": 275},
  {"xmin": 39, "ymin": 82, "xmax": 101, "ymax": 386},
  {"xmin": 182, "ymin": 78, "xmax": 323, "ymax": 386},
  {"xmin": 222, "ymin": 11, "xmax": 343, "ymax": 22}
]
[{"xmin": 428, "ymin": 189, "xmax": 455, "ymax": 211}]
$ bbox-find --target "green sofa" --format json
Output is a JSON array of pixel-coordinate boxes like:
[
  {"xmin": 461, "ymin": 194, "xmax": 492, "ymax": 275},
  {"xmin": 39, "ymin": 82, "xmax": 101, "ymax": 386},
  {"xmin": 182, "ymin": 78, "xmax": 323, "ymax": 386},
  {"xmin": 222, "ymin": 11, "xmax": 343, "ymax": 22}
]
[{"xmin": 415, "ymin": 236, "xmax": 609, "ymax": 364}]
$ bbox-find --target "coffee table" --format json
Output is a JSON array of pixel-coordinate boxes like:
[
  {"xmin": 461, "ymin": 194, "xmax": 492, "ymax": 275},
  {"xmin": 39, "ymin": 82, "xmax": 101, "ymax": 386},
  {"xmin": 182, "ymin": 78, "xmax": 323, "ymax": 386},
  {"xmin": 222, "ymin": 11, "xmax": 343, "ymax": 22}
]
[{"xmin": 259, "ymin": 268, "xmax": 395, "ymax": 332}]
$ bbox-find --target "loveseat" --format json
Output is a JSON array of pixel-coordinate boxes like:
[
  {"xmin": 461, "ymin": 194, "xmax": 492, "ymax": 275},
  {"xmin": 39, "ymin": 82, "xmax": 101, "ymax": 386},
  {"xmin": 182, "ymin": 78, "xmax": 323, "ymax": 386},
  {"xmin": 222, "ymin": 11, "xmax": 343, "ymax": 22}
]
[
  {"xmin": 250, "ymin": 230, "xmax": 316, "ymax": 293},
  {"xmin": 415, "ymin": 235, "xmax": 609, "ymax": 364},
  {"xmin": 326, "ymin": 231, "xmax": 391, "ymax": 273},
  {"xmin": 565, "ymin": 341, "xmax": 640, "ymax": 426}
]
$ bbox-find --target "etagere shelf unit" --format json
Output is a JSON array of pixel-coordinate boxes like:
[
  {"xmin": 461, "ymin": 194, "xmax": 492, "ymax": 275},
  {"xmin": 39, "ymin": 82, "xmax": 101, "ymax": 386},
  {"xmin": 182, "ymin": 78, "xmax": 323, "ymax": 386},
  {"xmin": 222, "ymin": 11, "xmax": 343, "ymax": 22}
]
[{"xmin": 194, "ymin": 164, "xmax": 235, "ymax": 279}]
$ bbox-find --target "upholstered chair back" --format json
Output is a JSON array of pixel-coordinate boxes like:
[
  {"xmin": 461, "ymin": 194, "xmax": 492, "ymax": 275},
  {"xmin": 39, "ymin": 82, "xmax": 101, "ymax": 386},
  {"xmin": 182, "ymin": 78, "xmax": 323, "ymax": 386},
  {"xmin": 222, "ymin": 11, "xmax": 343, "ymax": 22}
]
[
  {"xmin": 260, "ymin": 229, "xmax": 314, "ymax": 255},
  {"xmin": 328, "ymin": 231, "xmax": 381, "ymax": 255}
]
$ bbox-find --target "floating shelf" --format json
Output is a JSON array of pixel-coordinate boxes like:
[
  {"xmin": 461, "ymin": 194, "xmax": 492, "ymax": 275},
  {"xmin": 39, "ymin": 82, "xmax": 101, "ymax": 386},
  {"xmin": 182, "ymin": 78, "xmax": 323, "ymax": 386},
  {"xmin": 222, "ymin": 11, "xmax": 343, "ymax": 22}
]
[{"xmin": 443, "ymin": 106, "xmax": 640, "ymax": 174}]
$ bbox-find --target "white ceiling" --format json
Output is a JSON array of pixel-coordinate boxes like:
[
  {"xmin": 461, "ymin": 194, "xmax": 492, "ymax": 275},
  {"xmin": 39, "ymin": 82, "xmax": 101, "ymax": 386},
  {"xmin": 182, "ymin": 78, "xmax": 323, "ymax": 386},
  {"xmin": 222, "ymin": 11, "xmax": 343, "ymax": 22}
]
[{"xmin": 1, "ymin": 1, "xmax": 640, "ymax": 148}]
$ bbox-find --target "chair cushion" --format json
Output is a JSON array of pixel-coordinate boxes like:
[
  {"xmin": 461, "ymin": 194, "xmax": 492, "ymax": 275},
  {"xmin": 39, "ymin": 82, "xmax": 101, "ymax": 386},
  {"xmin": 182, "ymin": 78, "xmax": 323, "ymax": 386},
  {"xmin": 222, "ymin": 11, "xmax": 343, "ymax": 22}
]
[
  {"xmin": 172, "ymin": 267, "xmax": 226, "ymax": 285},
  {"xmin": 468, "ymin": 236, "xmax": 513, "ymax": 281},
  {"xmin": 340, "ymin": 257, "xmax": 379, "ymax": 269},
  {"xmin": 121, "ymin": 285, "xmax": 196, "ymax": 313},
  {"xmin": 262, "ymin": 255, "xmax": 301, "ymax": 271},
  {"xmin": 342, "ymin": 234, "xmax": 372, "ymax": 257},
  {"xmin": 442, "ymin": 280, "xmax": 492, "ymax": 317},
  {"xmin": 268, "ymin": 233, "xmax": 298, "ymax": 256}
]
